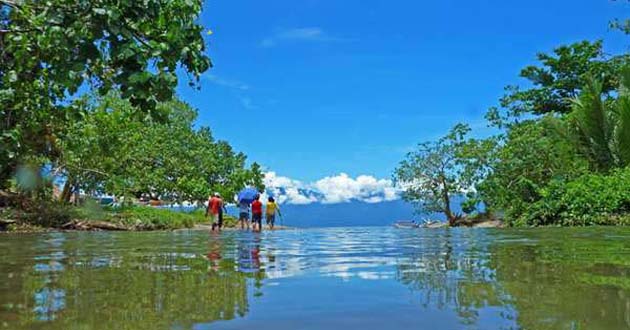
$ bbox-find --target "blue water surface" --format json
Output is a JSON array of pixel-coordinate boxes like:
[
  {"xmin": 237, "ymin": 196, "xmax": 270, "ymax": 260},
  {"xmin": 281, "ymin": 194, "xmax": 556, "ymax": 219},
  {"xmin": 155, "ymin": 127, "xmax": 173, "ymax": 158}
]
[{"xmin": 1, "ymin": 226, "xmax": 629, "ymax": 330}]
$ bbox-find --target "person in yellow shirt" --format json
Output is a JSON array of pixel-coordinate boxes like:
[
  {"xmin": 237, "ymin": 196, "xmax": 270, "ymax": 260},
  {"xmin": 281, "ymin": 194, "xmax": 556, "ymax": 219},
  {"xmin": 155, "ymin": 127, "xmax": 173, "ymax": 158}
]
[{"xmin": 265, "ymin": 197, "xmax": 281, "ymax": 229}]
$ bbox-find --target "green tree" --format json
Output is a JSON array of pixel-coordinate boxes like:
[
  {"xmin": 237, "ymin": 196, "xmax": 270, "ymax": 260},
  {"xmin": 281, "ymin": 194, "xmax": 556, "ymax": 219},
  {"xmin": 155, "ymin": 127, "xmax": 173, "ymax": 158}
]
[
  {"xmin": 486, "ymin": 41, "xmax": 625, "ymax": 128},
  {"xmin": 395, "ymin": 124, "xmax": 471, "ymax": 226},
  {"xmin": 0, "ymin": 0, "xmax": 211, "ymax": 190},
  {"xmin": 609, "ymin": 13, "xmax": 630, "ymax": 35},
  {"xmin": 56, "ymin": 93, "xmax": 263, "ymax": 206},
  {"xmin": 478, "ymin": 116, "xmax": 590, "ymax": 224},
  {"xmin": 568, "ymin": 74, "xmax": 630, "ymax": 171}
]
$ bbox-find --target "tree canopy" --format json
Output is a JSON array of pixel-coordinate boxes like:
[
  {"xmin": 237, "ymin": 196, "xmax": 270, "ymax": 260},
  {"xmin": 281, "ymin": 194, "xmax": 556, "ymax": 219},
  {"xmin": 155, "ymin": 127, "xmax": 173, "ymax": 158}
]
[
  {"xmin": 399, "ymin": 38, "xmax": 630, "ymax": 227},
  {"xmin": 394, "ymin": 124, "xmax": 471, "ymax": 226},
  {"xmin": 1, "ymin": 0, "xmax": 211, "ymax": 190},
  {"xmin": 57, "ymin": 93, "xmax": 264, "ymax": 205},
  {"xmin": 486, "ymin": 41, "xmax": 626, "ymax": 128}
]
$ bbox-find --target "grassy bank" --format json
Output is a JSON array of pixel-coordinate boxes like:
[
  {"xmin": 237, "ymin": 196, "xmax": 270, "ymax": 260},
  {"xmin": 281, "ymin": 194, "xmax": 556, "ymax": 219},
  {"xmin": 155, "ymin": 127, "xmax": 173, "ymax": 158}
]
[
  {"xmin": 77, "ymin": 206, "xmax": 238, "ymax": 231},
  {"xmin": 0, "ymin": 202, "xmax": 238, "ymax": 232},
  {"xmin": 113, "ymin": 207, "xmax": 238, "ymax": 230}
]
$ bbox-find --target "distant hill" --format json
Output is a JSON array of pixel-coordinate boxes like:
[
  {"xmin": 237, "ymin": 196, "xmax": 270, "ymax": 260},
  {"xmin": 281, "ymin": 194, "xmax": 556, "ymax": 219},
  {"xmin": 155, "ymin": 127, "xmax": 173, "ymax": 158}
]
[
  {"xmin": 265, "ymin": 199, "xmax": 470, "ymax": 228},
  {"xmin": 222, "ymin": 197, "xmax": 467, "ymax": 228}
]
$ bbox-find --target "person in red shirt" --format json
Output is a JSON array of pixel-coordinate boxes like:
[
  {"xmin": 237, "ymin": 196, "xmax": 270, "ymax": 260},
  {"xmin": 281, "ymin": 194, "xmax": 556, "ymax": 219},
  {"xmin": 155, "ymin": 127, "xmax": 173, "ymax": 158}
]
[
  {"xmin": 251, "ymin": 194, "xmax": 263, "ymax": 232},
  {"xmin": 206, "ymin": 192, "xmax": 223, "ymax": 232}
]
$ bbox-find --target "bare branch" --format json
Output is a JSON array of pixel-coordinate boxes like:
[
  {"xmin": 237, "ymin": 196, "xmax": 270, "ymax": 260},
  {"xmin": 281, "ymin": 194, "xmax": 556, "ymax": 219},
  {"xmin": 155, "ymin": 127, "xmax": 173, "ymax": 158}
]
[
  {"xmin": 66, "ymin": 164, "xmax": 110, "ymax": 177},
  {"xmin": 0, "ymin": 28, "xmax": 41, "ymax": 34}
]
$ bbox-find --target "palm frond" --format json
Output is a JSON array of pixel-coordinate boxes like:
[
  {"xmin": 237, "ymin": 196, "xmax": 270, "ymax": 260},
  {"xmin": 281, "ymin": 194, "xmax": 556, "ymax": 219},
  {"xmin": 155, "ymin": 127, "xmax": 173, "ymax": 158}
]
[
  {"xmin": 615, "ymin": 96, "xmax": 630, "ymax": 167},
  {"xmin": 570, "ymin": 77, "xmax": 613, "ymax": 170},
  {"xmin": 620, "ymin": 65, "xmax": 630, "ymax": 95}
]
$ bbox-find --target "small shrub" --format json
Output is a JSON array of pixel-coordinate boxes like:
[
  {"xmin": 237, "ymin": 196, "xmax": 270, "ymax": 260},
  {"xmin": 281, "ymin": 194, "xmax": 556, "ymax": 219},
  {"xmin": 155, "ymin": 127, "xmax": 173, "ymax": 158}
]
[{"xmin": 18, "ymin": 201, "xmax": 75, "ymax": 228}]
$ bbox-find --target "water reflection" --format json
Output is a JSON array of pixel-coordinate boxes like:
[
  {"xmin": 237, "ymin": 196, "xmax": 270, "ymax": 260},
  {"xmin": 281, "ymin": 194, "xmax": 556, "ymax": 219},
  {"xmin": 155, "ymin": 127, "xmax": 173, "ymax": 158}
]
[
  {"xmin": 0, "ymin": 232, "xmax": 253, "ymax": 330},
  {"xmin": 489, "ymin": 229, "xmax": 630, "ymax": 330},
  {"xmin": 0, "ymin": 227, "xmax": 629, "ymax": 330},
  {"xmin": 395, "ymin": 229, "xmax": 514, "ymax": 327}
]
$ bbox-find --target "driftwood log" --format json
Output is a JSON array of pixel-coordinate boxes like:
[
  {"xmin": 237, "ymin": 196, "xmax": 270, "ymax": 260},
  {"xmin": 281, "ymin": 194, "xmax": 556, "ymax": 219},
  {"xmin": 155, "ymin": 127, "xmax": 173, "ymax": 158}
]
[
  {"xmin": 0, "ymin": 219, "xmax": 16, "ymax": 231},
  {"xmin": 61, "ymin": 220, "xmax": 129, "ymax": 231}
]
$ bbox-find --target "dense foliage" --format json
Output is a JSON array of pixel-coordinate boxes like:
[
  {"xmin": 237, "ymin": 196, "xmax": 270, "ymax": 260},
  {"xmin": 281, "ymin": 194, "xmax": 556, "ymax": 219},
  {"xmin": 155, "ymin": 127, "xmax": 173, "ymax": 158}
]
[
  {"xmin": 478, "ymin": 116, "xmax": 590, "ymax": 222},
  {"xmin": 568, "ymin": 76, "xmax": 630, "ymax": 170},
  {"xmin": 398, "ymin": 39, "xmax": 630, "ymax": 227},
  {"xmin": 58, "ymin": 93, "xmax": 264, "ymax": 206},
  {"xmin": 1, "ymin": 0, "xmax": 211, "ymax": 191},
  {"xmin": 519, "ymin": 168, "xmax": 630, "ymax": 226},
  {"xmin": 0, "ymin": 1, "xmax": 268, "ymax": 230}
]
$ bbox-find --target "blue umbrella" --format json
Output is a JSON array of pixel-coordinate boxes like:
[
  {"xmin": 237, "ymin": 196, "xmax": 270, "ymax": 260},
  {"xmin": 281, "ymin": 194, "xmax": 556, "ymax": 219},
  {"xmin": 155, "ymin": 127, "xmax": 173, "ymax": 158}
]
[{"xmin": 237, "ymin": 187, "xmax": 259, "ymax": 204}]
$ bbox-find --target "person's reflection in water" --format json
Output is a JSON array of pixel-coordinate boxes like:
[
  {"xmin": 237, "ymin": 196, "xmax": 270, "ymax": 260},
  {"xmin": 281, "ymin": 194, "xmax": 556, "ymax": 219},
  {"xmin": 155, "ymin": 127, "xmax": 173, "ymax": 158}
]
[
  {"xmin": 207, "ymin": 240, "xmax": 222, "ymax": 273},
  {"xmin": 237, "ymin": 235, "xmax": 262, "ymax": 274},
  {"xmin": 266, "ymin": 248, "xmax": 276, "ymax": 272},
  {"xmin": 236, "ymin": 234, "xmax": 266, "ymax": 297},
  {"xmin": 251, "ymin": 235, "xmax": 265, "ymax": 297}
]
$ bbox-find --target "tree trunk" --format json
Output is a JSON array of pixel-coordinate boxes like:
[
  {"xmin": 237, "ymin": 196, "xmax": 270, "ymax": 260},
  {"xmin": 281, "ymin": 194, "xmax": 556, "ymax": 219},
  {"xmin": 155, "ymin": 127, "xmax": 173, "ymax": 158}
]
[
  {"xmin": 59, "ymin": 179, "xmax": 73, "ymax": 204},
  {"xmin": 440, "ymin": 177, "xmax": 456, "ymax": 226}
]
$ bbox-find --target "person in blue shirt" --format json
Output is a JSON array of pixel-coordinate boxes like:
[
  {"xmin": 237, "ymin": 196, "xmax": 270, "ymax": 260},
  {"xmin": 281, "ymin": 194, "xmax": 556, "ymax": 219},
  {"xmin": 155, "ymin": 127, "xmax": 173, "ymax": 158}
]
[{"xmin": 238, "ymin": 200, "xmax": 250, "ymax": 230}]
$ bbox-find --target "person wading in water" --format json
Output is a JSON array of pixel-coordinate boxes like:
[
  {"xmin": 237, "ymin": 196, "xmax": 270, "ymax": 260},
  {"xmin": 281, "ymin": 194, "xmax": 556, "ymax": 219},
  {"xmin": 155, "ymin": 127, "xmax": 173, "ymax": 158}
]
[
  {"xmin": 239, "ymin": 199, "xmax": 250, "ymax": 230},
  {"xmin": 251, "ymin": 195, "xmax": 263, "ymax": 232},
  {"xmin": 206, "ymin": 192, "xmax": 223, "ymax": 232},
  {"xmin": 265, "ymin": 196, "xmax": 281, "ymax": 230}
]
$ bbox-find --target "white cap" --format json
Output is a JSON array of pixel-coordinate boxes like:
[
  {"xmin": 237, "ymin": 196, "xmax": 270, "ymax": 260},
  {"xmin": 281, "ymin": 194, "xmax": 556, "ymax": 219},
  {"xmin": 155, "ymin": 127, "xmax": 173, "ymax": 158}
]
[{"xmin": 214, "ymin": 192, "xmax": 220, "ymax": 197}]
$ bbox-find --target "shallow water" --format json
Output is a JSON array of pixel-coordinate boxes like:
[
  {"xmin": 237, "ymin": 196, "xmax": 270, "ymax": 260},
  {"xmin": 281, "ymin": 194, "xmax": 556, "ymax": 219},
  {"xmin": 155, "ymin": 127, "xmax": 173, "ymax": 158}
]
[{"xmin": 1, "ymin": 227, "xmax": 629, "ymax": 330}]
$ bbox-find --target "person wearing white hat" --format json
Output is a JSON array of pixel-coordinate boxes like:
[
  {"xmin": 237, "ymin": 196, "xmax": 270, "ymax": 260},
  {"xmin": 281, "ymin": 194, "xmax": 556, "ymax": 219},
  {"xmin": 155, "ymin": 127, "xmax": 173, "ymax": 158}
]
[{"xmin": 206, "ymin": 192, "xmax": 223, "ymax": 231}]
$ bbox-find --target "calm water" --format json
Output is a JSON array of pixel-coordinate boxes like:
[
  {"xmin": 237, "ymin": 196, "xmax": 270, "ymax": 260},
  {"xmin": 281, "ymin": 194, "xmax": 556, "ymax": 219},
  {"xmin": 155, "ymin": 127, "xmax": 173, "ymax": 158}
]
[{"xmin": 1, "ymin": 227, "xmax": 629, "ymax": 330}]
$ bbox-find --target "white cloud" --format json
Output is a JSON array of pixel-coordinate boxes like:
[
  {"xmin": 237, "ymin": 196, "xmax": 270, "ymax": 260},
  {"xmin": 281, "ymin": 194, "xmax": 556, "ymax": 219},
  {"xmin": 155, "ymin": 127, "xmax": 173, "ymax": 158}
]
[
  {"xmin": 239, "ymin": 96, "xmax": 258, "ymax": 110},
  {"xmin": 314, "ymin": 173, "xmax": 399, "ymax": 204},
  {"xmin": 263, "ymin": 172, "xmax": 318, "ymax": 205},
  {"xmin": 201, "ymin": 74, "xmax": 260, "ymax": 110},
  {"xmin": 260, "ymin": 27, "xmax": 347, "ymax": 48},
  {"xmin": 203, "ymin": 74, "xmax": 249, "ymax": 90},
  {"xmin": 263, "ymin": 172, "xmax": 400, "ymax": 205}
]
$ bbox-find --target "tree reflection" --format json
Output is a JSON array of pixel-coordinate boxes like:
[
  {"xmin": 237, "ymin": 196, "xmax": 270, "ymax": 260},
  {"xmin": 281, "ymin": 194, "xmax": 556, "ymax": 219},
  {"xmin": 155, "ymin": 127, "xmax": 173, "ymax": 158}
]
[
  {"xmin": 0, "ymin": 233, "xmax": 263, "ymax": 330},
  {"xmin": 3, "ymin": 228, "xmax": 630, "ymax": 330},
  {"xmin": 396, "ymin": 228, "xmax": 630, "ymax": 330},
  {"xmin": 488, "ymin": 229, "xmax": 630, "ymax": 330},
  {"xmin": 395, "ymin": 230, "xmax": 512, "ymax": 326}
]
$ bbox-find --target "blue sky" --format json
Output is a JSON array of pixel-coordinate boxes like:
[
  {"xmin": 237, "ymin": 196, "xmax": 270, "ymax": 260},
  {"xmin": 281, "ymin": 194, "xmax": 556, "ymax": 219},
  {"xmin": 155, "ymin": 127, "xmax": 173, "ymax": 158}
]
[{"xmin": 177, "ymin": 0, "xmax": 629, "ymax": 185}]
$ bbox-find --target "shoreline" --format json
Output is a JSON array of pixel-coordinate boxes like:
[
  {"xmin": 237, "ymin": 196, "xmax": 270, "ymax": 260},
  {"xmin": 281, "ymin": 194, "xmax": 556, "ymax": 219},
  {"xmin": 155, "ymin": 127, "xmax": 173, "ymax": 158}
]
[
  {"xmin": 181, "ymin": 223, "xmax": 292, "ymax": 232},
  {"xmin": 4, "ymin": 221, "xmax": 630, "ymax": 234},
  {"xmin": 0, "ymin": 222, "xmax": 294, "ymax": 234},
  {"xmin": 2, "ymin": 205, "xmax": 628, "ymax": 233},
  {"xmin": 421, "ymin": 219, "xmax": 505, "ymax": 229},
  {"xmin": 0, "ymin": 216, "xmax": 294, "ymax": 234}
]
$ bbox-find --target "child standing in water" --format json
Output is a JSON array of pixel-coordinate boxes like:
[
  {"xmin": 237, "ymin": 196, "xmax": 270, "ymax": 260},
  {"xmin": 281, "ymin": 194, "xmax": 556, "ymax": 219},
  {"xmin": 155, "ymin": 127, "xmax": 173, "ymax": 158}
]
[
  {"xmin": 251, "ymin": 195, "xmax": 263, "ymax": 232},
  {"xmin": 266, "ymin": 197, "xmax": 281, "ymax": 229},
  {"xmin": 238, "ymin": 199, "xmax": 250, "ymax": 230}
]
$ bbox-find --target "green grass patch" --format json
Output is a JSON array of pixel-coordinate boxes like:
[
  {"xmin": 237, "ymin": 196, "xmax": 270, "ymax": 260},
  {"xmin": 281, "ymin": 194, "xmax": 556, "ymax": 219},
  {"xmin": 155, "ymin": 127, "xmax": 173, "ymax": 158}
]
[
  {"xmin": 106, "ymin": 206, "xmax": 205, "ymax": 230},
  {"xmin": 86, "ymin": 204, "xmax": 239, "ymax": 230},
  {"xmin": 1, "ymin": 200, "xmax": 240, "ymax": 231}
]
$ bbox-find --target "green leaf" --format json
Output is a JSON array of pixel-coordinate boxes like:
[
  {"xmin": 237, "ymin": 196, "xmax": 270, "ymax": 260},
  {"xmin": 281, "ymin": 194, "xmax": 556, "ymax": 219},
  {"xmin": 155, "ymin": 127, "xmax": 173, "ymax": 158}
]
[{"xmin": 7, "ymin": 71, "xmax": 18, "ymax": 83}]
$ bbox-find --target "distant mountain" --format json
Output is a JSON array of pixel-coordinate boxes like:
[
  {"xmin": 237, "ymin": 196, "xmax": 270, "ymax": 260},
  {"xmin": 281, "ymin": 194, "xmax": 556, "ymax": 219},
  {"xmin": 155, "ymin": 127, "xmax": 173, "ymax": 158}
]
[
  {"xmin": 276, "ymin": 200, "xmax": 414, "ymax": 227},
  {"xmin": 224, "ymin": 197, "xmax": 467, "ymax": 228},
  {"xmin": 271, "ymin": 199, "xmax": 471, "ymax": 228}
]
